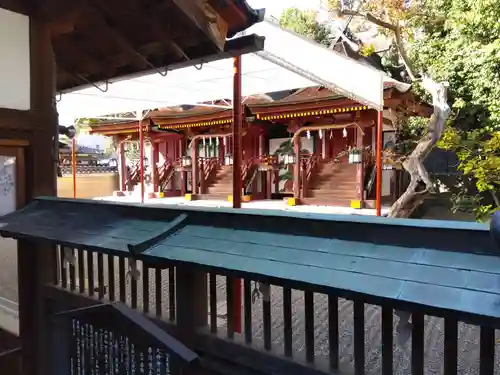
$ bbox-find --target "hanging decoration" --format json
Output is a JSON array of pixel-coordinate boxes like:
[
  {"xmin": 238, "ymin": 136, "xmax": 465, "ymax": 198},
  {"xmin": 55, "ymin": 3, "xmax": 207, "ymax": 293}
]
[
  {"xmin": 319, "ymin": 130, "xmax": 323, "ymax": 139},
  {"xmin": 209, "ymin": 137, "xmax": 213, "ymax": 146},
  {"xmin": 306, "ymin": 130, "xmax": 311, "ymax": 139},
  {"xmin": 343, "ymin": 128, "xmax": 347, "ymax": 138},
  {"xmin": 223, "ymin": 137, "xmax": 226, "ymax": 146},
  {"xmin": 330, "ymin": 130, "xmax": 333, "ymax": 139},
  {"xmin": 202, "ymin": 138, "xmax": 206, "ymax": 146},
  {"xmin": 216, "ymin": 137, "xmax": 219, "ymax": 146}
]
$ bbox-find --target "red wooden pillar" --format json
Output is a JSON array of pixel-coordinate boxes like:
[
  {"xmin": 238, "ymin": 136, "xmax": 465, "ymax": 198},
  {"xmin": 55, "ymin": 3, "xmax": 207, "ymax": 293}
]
[
  {"xmin": 153, "ymin": 142, "xmax": 160, "ymax": 192},
  {"xmin": 293, "ymin": 135, "xmax": 301, "ymax": 199},
  {"xmin": 376, "ymin": 111, "xmax": 383, "ymax": 216},
  {"xmin": 232, "ymin": 56, "xmax": 242, "ymax": 209},
  {"xmin": 139, "ymin": 120, "xmax": 145, "ymax": 203},
  {"xmin": 192, "ymin": 139, "xmax": 199, "ymax": 194},
  {"xmin": 118, "ymin": 137, "xmax": 127, "ymax": 191},
  {"xmin": 231, "ymin": 55, "xmax": 243, "ymax": 334},
  {"xmin": 356, "ymin": 126, "xmax": 364, "ymax": 204}
]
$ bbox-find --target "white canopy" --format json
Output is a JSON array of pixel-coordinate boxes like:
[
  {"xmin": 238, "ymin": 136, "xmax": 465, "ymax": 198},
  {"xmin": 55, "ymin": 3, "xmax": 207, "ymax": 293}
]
[{"xmin": 57, "ymin": 19, "xmax": 385, "ymax": 124}]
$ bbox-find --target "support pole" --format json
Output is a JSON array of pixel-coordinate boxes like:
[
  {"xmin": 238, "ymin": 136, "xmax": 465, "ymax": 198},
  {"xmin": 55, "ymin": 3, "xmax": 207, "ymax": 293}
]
[
  {"xmin": 153, "ymin": 142, "xmax": 160, "ymax": 193},
  {"xmin": 232, "ymin": 55, "xmax": 243, "ymax": 334},
  {"xmin": 293, "ymin": 135, "xmax": 301, "ymax": 199},
  {"xmin": 376, "ymin": 111, "xmax": 383, "ymax": 216},
  {"xmin": 232, "ymin": 55, "xmax": 242, "ymax": 209},
  {"xmin": 139, "ymin": 119, "xmax": 145, "ymax": 203},
  {"xmin": 71, "ymin": 138, "xmax": 77, "ymax": 199}
]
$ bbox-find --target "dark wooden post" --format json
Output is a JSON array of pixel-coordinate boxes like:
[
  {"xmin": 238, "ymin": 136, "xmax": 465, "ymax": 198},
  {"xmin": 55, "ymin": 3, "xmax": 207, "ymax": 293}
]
[
  {"xmin": 232, "ymin": 56, "xmax": 243, "ymax": 208},
  {"xmin": 192, "ymin": 139, "xmax": 199, "ymax": 194},
  {"xmin": 175, "ymin": 265, "xmax": 208, "ymax": 346},
  {"xmin": 293, "ymin": 135, "xmax": 301, "ymax": 199},
  {"xmin": 16, "ymin": 18, "xmax": 58, "ymax": 375}
]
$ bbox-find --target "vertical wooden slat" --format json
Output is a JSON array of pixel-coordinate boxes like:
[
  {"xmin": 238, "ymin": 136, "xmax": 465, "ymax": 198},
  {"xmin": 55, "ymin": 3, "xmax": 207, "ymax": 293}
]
[
  {"xmin": 479, "ymin": 327, "xmax": 495, "ymax": 375},
  {"xmin": 226, "ymin": 276, "xmax": 235, "ymax": 339},
  {"xmin": 353, "ymin": 300, "xmax": 365, "ymax": 375},
  {"xmin": 243, "ymin": 279, "xmax": 252, "ymax": 344},
  {"xmin": 130, "ymin": 259, "xmax": 138, "ymax": 309},
  {"xmin": 87, "ymin": 250, "xmax": 95, "ymax": 297},
  {"xmin": 142, "ymin": 263, "xmax": 149, "ymax": 314},
  {"xmin": 119, "ymin": 256, "xmax": 126, "ymax": 303},
  {"xmin": 52, "ymin": 245, "xmax": 59, "ymax": 285},
  {"xmin": 77, "ymin": 249, "xmax": 85, "ymax": 294},
  {"xmin": 97, "ymin": 253, "xmax": 104, "ymax": 300},
  {"xmin": 168, "ymin": 266, "xmax": 176, "ymax": 322},
  {"xmin": 59, "ymin": 246, "xmax": 67, "ymax": 288},
  {"xmin": 155, "ymin": 267, "xmax": 162, "ymax": 317},
  {"xmin": 411, "ymin": 312, "xmax": 425, "ymax": 375},
  {"xmin": 328, "ymin": 295, "xmax": 339, "ymax": 370},
  {"xmin": 68, "ymin": 248, "xmax": 76, "ymax": 291},
  {"xmin": 209, "ymin": 273, "xmax": 217, "ymax": 333},
  {"xmin": 443, "ymin": 318, "xmax": 457, "ymax": 375},
  {"xmin": 283, "ymin": 287, "xmax": 293, "ymax": 357},
  {"xmin": 262, "ymin": 283, "xmax": 272, "ymax": 351},
  {"xmin": 381, "ymin": 306, "xmax": 393, "ymax": 375},
  {"xmin": 304, "ymin": 291, "xmax": 315, "ymax": 363},
  {"xmin": 107, "ymin": 255, "xmax": 115, "ymax": 301}
]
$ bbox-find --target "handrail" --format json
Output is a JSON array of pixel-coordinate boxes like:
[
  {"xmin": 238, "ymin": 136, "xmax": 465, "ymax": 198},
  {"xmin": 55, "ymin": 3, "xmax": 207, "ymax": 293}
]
[
  {"xmin": 300, "ymin": 155, "xmax": 319, "ymax": 197},
  {"xmin": 126, "ymin": 164, "xmax": 140, "ymax": 186},
  {"xmin": 241, "ymin": 157, "xmax": 255, "ymax": 183},
  {"xmin": 199, "ymin": 157, "xmax": 218, "ymax": 193},
  {"xmin": 158, "ymin": 159, "xmax": 175, "ymax": 190}
]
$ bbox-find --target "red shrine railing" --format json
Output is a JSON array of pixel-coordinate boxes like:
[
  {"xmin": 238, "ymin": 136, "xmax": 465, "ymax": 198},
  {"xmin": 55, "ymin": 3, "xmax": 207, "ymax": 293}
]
[
  {"xmin": 300, "ymin": 155, "xmax": 319, "ymax": 198},
  {"xmin": 157, "ymin": 159, "xmax": 175, "ymax": 190}
]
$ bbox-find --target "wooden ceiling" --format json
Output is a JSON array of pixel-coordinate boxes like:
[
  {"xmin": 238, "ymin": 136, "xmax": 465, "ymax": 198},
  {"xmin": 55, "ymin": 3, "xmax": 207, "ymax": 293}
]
[{"xmin": 1, "ymin": 0, "xmax": 263, "ymax": 92}]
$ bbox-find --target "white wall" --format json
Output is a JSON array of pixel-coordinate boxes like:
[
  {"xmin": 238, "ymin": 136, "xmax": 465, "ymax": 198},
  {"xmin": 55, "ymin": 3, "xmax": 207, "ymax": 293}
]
[{"xmin": 0, "ymin": 8, "xmax": 30, "ymax": 110}]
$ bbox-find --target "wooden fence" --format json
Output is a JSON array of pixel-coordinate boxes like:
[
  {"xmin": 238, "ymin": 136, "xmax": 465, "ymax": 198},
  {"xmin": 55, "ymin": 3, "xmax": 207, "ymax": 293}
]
[{"xmin": 0, "ymin": 197, "xmax": 499, "ymax": 375}]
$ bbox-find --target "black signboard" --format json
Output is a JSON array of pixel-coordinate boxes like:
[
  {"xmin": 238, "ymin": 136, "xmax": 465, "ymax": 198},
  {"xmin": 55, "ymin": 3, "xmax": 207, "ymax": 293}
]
[{"xmin": 51, "ymin": 303, "xmax": 198, "ymax": 375}]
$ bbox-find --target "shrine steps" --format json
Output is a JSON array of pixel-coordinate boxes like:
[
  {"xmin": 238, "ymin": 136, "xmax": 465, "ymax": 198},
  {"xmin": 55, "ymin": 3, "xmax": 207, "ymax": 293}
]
[{"xmin": 305, "ymin": 162, "xmax": 358, "ymax": 204}]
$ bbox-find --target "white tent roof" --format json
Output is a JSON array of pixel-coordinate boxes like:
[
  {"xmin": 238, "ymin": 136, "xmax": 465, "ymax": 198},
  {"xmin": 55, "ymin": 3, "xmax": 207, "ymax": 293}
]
[{"xmin": 57, "ymin": 19, "xmax": 386, "ymax": 123}]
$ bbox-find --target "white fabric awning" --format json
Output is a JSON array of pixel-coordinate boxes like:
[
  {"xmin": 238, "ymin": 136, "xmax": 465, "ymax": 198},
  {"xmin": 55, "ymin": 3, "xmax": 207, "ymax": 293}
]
[{"xmin": 57, "ymin": 19, "xmax": 386, "ymax": 123}]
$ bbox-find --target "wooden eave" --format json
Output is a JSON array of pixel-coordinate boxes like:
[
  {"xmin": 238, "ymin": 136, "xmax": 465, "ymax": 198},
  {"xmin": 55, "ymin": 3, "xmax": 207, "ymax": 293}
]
[
  {"xmin": 152, "ymin": 109, "xmax": 232, "ymax": 128},
  {"xmin": 89, "ymin": 120, "xmax": 150, "ymax": 136},
  {"xmin": 248, "ymin": 96, "xmax": 369, "ymax": 119},
  {"xmin": 4, "ymin": 0, "xmax": 264, "ymax": 93}
]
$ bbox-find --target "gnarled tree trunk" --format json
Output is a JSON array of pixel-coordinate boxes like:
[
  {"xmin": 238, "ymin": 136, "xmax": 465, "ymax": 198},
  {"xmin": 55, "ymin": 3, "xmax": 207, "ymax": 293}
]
[{"xmin": 387, "ymin": 77, "xmax": 451, "ymax": 218}]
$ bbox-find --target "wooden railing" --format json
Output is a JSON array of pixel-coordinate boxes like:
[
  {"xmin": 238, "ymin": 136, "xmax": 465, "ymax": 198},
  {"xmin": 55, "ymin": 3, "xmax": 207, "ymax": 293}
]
[
  {"xmin": 126, "ymin": 163, "xmax": 140, "ymax": 187},
  {"xmin": 300, "ymin": 155, "xmax": 318, "ymax": 198},
  {"xmin": 60, "ymin": 165, "xmax": 118, "ymax": 175},
  {"xmin": 200, "ymin": 157, "xmax": 219, "ymax": 193},
  {"xmin": 158, "ymin": 159, "xmax": 175, "ymax": 191},
  {"xmin": 2, "ymin": 198, "xmax": 499, "ymax": 375}
]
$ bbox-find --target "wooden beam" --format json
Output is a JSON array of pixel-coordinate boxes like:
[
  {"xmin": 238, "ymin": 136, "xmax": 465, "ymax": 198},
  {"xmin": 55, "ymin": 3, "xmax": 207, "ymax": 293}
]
[
  {"xmin": 81, "ymin": 1, "xmax": 150, "ymax": 70},
  {"xmin": 122, "ymin": 0, "xmax": 189, "ymax": 61},
  {"xmin": 170, "ymin": 0, "xmax": 227, "ymax": 51}
]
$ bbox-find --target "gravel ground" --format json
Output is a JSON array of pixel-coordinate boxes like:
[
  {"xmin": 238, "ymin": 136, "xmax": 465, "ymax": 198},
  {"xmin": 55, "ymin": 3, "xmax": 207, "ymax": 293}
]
[{"xmin": 1, "ymin": 246, "xmax": 498, "ymax": 374}]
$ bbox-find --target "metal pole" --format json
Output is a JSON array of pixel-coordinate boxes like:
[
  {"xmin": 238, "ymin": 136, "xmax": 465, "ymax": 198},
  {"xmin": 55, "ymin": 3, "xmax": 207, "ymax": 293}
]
[
  {"xmin": 376, "ymin": 111, "xmax": 383, "ymax": 216},
  {"xmin": 232, "ymin": 55, "xmax": 243, "ymax": 334},
  {"xmin": 72, "ymin": 138, "xmax": 77, "ymax": 199},
  {"xmin": 232, "ymin": 56, "xmax": 242, "ymax": 209},
  {"xmin": 139, "ymin": 119, "xmax": 145, "ymax": 203}
]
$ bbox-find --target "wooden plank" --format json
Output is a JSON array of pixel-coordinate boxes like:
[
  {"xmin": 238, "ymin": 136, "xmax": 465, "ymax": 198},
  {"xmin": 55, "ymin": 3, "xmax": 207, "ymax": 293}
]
[
  {"xmin": 159, "ymin": 233, "xmax": 487, "ymax": 294},
  {"xmin": 178, "ymin": 226, "xmax": 500, "ymax": 275},
  {"xmin": 143, "ymin": 244, "xmax": 500, "ymax": 322}
]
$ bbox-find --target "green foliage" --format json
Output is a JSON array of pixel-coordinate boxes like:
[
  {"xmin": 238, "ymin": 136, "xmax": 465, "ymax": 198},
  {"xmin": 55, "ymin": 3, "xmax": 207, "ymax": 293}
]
[
  {"xmin": 279, "ymin": 8, "xmax": 332, "ymax": 46},
  {"xmin": 439, "ymin": 128, "xmax": 500, "ymax": 220}
]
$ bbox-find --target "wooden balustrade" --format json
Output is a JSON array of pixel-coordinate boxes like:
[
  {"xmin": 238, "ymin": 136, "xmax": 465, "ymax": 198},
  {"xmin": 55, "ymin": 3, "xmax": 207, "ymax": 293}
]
[
  {"xmin": 300, "ymin": 155, "xmax": 318, "ymax": 198},
  {"xmin": 1, "ymin": 198, "xmax": 498, "ymax": 375}
]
